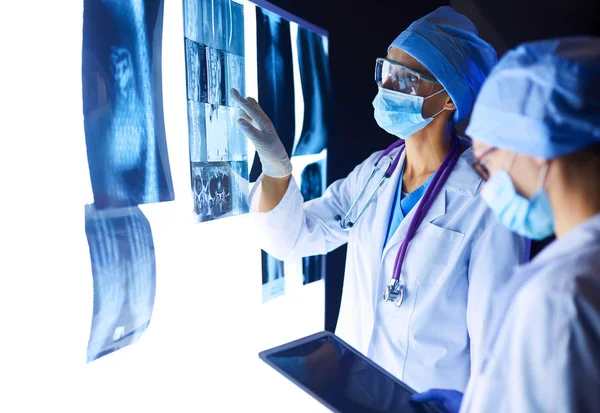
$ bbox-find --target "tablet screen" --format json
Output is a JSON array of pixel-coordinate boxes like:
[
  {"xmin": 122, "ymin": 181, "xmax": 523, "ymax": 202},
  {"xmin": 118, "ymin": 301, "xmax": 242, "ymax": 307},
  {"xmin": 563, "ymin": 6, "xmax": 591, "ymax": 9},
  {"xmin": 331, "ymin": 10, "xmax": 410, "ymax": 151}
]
[{"xmin": 264, "ymin": 335, "xmax": 440, "ymax": 413}]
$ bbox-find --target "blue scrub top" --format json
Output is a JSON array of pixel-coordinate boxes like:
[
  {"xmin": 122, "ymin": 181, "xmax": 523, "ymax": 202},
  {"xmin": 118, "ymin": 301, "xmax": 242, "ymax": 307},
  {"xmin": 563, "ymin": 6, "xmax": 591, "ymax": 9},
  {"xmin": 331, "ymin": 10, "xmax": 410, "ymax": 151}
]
[{"xmin": 384, "ymin": 162, "xmax": 435, "ymax": 247}]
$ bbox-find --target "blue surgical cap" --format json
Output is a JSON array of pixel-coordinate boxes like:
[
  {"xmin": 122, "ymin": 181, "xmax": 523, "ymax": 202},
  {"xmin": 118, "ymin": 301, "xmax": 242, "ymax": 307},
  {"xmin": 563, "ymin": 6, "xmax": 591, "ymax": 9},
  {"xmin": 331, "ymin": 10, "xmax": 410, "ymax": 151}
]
[
  {"xmin": 466, "ymin": 37, "xmax": 600, "ymax": 159},
  {"xmin": 389, "ymin": 6, "xmax": 498, "ymax": 122}
]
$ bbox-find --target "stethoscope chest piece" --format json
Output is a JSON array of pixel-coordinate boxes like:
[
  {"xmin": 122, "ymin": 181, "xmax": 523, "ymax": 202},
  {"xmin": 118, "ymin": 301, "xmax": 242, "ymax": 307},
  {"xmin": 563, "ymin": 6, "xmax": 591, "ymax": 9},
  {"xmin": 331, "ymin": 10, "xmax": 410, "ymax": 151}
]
[{"xmin": 383, "ymin": 279, "xmax": 405, "ymax": 307}]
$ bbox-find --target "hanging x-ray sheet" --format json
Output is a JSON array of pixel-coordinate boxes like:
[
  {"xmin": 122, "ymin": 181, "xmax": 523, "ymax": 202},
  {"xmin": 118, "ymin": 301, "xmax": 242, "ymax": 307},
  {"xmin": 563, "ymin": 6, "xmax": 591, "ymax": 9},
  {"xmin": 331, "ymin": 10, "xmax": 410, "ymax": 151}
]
[
  {"xmin": 260, "ymin": 151, "xmax": 328, "ymax": 302},
  {"xmin": 84, "ymin": 204, "xmax": 156, "ymax": 362},
  {"xmin": 249, "ymin": 7, "xmax": 296, "ymax": 182},
  {"xmin": 293, "ymin": 27, "xmax": 333, "ymax": 157},
  {"xmin": 261, "ymin": 250, "xmax": 285, "ymax": 302},
  {"xmin": 82, "ymin": 0, "xmax": 174, "ymax": 209},
  {"xmin": 248, "ymin": 1, "xmax": 332, "ymax": 302},
  {"xmin": 249, "ymin": 5, "xmax": 332, "ymax": 183},
  {"xmin": 183, "ymin": 0, "xmax": 249, "ymax": 222},
  {"xmin": 297, "ymin": 153, "xmax": 327, "ymax": 285}
]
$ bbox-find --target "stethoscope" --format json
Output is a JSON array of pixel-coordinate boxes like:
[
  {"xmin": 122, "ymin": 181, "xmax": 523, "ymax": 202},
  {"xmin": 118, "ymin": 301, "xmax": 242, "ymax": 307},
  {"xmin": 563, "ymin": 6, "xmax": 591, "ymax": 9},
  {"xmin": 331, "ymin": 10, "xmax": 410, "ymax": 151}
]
[{"xmin": 335, "ymin": 134, "xmax": 462, "ymax": 307}]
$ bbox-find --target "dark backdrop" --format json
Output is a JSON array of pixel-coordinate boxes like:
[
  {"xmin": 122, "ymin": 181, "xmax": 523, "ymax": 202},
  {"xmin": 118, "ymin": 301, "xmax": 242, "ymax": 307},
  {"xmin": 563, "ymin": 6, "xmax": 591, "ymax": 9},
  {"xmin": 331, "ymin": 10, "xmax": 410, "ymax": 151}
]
[{"xmin": 265, "ymin": 0, "xmax": 600, "ymax": 332}]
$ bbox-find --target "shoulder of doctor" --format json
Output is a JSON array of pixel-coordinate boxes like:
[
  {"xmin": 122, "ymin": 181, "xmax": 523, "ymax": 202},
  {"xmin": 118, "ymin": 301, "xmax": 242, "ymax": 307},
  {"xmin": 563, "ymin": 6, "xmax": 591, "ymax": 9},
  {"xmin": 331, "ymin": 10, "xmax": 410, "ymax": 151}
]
[
  {"xmin": 344, "ymin": 147, "xmax": 401, "ymax": 181},
  {"xmin": 510, "ymin": 265, "xmax": 600, "ymax": 369}
]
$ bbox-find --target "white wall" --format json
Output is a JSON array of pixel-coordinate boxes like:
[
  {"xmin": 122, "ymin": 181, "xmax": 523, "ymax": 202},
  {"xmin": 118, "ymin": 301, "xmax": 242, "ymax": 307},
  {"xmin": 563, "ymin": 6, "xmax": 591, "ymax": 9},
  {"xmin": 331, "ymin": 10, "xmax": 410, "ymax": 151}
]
[{"xmin": 0, "ymin": 1, "xmax": 325, "ymax": 411}]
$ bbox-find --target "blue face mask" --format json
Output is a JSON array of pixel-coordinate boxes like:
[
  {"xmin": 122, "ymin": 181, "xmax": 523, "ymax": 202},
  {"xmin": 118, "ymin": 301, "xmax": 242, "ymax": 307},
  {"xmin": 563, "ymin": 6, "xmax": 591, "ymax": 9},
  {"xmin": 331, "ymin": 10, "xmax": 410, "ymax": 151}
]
[
  {"xmin": 481, "ymin": 163, "xmax": 554, "ymax": 240},
  {"xmin": 373, "ymin": 86, "xmax": 446, "ymax": 139}
]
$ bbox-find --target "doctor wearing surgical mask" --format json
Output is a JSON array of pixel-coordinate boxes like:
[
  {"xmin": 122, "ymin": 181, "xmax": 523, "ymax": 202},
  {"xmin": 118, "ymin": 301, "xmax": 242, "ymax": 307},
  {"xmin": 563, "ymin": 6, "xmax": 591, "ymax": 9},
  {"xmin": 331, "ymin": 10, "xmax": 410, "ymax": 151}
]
[
  {"xmin": 413, "ymin": 37, "xmax": 600, "ymax": 412},
  {"xmin": 233, "ymin": 6, "xmax": 529, "ymax": 393}
]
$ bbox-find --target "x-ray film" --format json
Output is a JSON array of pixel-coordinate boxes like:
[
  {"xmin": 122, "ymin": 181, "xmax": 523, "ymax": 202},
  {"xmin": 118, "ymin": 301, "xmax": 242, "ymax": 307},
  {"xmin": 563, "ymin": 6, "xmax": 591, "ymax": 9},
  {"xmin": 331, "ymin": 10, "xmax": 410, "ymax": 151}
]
[
  {"xmin": 251, "ymin": 3, "xmax": 331, "ymax": 299},
  {"xmin": 298, "ymin": 157, "xmax": 327, "ymax": 285},
  {"xmin": 191, "ymin": 161, "xmax": 248, "ymax": 222},
  {"xmin": 82, "ymin": 0, "xmax": 174, "ymax": 209},
  {"xmin": 293, "ymin": 27, "xmax": 333, "ymax": 157},
  {"xmin": 261, "ymin": 250, "xmax": 285, "ymax": 303},
  {"xmin": 249, "ymin": 7, "xmax": 296, "ymax": 182},
  {"xmin": 84, "ymin": 204, "xmax": 156, "ymax": 362},
  {"xmin": 183, "ymin": 0, "xmax": 249, "ymax": 223},
  {"xmin": 261, "ymin": 154, "xmax": 327, "ymax": 300},
  {"xmin": 249, "ymin": 6, "xmax": 332, "ymax": 182}
]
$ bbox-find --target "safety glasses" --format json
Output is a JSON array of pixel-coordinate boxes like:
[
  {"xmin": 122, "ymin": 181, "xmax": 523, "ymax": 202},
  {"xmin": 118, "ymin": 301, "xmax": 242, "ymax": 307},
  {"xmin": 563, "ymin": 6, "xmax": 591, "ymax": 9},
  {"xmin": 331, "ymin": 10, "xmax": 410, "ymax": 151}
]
[
  {"xmin": 471, "ymin": 147, "xmax": 498, "ymax": 181},
  {"xmin": 375, "ymin": 57, "xmax": 439, "ymax": 95}
]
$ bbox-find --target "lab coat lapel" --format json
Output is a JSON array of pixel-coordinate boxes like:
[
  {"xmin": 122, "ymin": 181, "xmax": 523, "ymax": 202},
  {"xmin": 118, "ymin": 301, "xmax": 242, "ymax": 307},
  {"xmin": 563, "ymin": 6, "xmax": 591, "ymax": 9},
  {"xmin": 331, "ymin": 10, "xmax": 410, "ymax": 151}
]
[
  {"xmin": 371, "ymin": 148, "xmax": 405, "ymax": 264},
  {"xmin": 381, "ymin": 183, "xmax": 447, "ymax": 260},
  {"xmin": 380, "ymin": 144, "xmax": 478, "ymax": 258}
]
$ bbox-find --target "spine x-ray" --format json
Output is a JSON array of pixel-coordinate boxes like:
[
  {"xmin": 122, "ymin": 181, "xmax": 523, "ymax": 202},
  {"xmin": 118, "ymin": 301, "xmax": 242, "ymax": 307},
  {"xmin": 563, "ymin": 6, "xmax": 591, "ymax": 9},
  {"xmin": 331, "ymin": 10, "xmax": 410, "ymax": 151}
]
[
  {"xmin": 183, "ymin": 0, "xmax": 249, "ymax": 222},
  {"xmin": 81, "ymin": 0, "xmax": 168, "ymax": 361},
  {"xmin": 82, "ymin": 0, "xmax": 174, "ymax": 209},
  {"xmin": 84, "ymin": 205, "xmax": 156, "ymax": 362}
]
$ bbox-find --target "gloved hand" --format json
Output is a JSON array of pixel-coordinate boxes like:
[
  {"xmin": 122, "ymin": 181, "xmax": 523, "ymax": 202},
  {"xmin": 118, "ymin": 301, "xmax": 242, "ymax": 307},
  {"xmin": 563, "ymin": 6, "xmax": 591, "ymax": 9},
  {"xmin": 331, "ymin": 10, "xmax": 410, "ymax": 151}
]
[
  {"xmin": 271, "ymin": 356, "xmax": 308, "ymax": 382},
  {"xmin": 230, "ymin": 88, "xmax": 293, "ymax": 178},
  {"xmin": 411, "ymin": 389, "xmax": 463, "ymax": 413}
]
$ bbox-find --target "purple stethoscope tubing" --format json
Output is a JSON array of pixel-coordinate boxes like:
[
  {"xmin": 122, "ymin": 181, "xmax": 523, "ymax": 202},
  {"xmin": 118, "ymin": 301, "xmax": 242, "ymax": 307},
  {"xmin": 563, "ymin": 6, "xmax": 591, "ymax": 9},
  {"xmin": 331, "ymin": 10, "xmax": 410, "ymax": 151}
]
[
  {"xmin": 390, "ymin": 135, "xmax": 461, "ymax": 283},
  {"xmin": 336, "ymin": 133, "xmax": 461, "ymax": 295}
]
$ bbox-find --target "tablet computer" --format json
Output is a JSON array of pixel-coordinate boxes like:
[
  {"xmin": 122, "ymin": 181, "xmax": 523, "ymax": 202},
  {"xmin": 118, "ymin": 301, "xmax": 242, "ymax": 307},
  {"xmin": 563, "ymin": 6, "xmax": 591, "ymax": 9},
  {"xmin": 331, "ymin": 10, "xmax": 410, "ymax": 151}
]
[{"xmin": 259, "ymin": 331, "xmax": 442, "ymax": 413}]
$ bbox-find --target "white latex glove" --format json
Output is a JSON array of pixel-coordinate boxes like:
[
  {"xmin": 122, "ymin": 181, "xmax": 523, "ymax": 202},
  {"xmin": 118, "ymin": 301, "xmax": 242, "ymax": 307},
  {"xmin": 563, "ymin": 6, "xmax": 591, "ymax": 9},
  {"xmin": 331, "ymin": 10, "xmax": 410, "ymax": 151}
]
[{"xmin": 231, "ymin": 88, "xmax": 293, "ymax": 178}]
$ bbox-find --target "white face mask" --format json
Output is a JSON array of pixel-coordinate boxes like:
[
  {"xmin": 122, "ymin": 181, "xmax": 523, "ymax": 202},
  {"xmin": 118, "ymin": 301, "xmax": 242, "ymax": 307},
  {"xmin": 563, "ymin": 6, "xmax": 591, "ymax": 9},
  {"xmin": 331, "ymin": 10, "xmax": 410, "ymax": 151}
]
[{"xmin": 372, "ymin": 86, "xmax": 446, "ymax": 139}]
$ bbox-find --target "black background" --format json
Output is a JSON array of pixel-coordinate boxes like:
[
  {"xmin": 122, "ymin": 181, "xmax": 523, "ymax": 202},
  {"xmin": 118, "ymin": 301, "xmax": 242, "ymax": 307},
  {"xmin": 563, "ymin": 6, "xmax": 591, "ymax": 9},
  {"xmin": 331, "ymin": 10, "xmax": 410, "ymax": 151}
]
[{"xmin": 263, "ymin": 0, "xmax": 600, "ymax": 331}]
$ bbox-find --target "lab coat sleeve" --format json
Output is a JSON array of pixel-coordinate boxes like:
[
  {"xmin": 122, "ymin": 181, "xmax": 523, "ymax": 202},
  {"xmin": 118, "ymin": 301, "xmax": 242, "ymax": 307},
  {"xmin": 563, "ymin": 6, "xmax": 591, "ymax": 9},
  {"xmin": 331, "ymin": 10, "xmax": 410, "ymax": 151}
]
[
  {"xmin": 250, "ymin": 153, "xmax": 380, "ymax": 261},
  {"xmin": 558, "ymin": 276, "xmax": 600, "ymax": 412},
  {"xmin": 465, "ymin": 217, "xmax": 530, "ymax": 374},
  {"xmin": 471, "ymin": 274, "xmax": 600, "ymax": 412}
]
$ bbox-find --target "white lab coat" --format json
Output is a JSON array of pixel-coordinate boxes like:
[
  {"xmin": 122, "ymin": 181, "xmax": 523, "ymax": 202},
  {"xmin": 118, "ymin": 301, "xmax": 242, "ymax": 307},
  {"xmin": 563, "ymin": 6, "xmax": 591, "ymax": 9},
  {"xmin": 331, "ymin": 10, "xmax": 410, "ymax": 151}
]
[
  {"xmin": 250, "ymin": 141, "xmax": 529, "ymax": 392},
  {"xmin": 460, "ymin": 213, "xmax": 600, "ymax": 412}
]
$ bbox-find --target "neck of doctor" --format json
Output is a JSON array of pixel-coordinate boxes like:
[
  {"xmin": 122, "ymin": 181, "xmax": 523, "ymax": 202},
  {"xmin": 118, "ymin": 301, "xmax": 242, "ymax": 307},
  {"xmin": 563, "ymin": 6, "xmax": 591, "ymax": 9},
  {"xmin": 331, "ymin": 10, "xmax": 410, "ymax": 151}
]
[
  {"xmin": 403, "ymin": 117, "xmax": 453, "ymax": 181},
  {"xmin": 547, "ymin": 154, "xmax": 600, "ymax": 238}
]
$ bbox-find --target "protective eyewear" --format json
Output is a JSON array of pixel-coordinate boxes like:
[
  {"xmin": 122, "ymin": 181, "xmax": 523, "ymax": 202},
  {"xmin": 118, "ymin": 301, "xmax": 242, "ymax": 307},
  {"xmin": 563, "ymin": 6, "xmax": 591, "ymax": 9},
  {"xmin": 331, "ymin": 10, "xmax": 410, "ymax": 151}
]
[
  {"xmin": 471, "ymin": 147, "xmax": 498, "ymax": 181},
  {"xmin": 375, "ymin": 57, "xmax": 439, "ymax": 95}
]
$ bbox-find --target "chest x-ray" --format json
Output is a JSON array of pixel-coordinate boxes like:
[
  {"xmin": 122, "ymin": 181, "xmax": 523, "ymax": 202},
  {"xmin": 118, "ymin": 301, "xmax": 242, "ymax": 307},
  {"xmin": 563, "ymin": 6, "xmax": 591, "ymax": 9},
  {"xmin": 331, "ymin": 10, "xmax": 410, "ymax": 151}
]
[
  {"xmin": 82, "ymin": 0, "xmax": 174, "ymax": 209},
  {"xmin": 183, "ymin": 0, "xmax": 249, "ymax": 223}
]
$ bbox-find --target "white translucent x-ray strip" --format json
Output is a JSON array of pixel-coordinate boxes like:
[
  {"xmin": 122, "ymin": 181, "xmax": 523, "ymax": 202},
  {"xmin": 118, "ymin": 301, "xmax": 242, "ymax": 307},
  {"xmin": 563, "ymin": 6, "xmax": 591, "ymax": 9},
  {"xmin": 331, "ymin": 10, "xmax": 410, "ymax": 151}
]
[
  {"xmin": 289, "ymin": 149, "xmax": 327, "ymax": 185},
  {"xmin": 249, "ymin": 0, "xmax": 328, "ymax": 36},
  {"xmin": 228, "ymin": 0, "xmax": 233, "ymax": 53},
  {"xmin": 131, "ymin": 0, "xmax": 157, "ymax": 204},
  {"xmin": 290, "ymin": 22, "xmax": 305, "ymax": 156},
  {"xmin": 242, "ymin": 0, "xmax": 258, "ymax": 175}
]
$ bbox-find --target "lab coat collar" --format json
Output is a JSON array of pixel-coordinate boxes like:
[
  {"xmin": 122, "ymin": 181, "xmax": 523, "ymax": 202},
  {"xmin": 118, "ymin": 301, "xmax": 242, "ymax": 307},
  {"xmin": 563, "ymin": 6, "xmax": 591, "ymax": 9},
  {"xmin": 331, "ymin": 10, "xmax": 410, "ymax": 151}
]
[{"xmin": 520, "ymin": 212, "xmax": 600, "ymax": 274}]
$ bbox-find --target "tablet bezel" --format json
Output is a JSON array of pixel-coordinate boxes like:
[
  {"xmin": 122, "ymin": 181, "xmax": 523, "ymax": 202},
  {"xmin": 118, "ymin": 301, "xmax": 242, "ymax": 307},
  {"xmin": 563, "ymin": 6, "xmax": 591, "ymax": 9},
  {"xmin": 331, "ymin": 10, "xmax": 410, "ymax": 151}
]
[{"xmin": 259, "ymin": 331, "xmax": 442, "ymax": 413}]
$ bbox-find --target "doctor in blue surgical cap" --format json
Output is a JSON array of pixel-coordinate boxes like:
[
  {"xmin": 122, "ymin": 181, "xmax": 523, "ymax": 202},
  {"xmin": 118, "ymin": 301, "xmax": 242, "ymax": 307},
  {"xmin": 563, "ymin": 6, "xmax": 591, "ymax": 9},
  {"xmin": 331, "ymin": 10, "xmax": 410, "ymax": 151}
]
[
  {"xmin": 232, "ymin": 7, "xmax": 529, "ymax": 393},
  {"xmin": 413, "ymin": 37, "xmax": 600, "ymax": 413}
]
